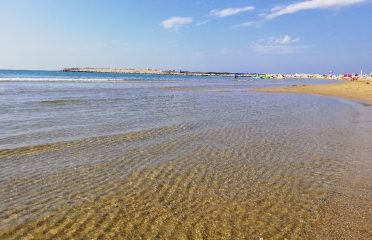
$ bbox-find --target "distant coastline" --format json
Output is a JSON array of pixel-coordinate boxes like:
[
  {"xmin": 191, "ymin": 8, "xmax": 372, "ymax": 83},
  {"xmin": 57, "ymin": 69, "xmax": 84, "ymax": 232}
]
[
  {"xmin": 62, "ymin": 67, "xmax": 372, "ymax": 81},
  {"xmin": 62, "ymin": 67, "xmax": 241, "ymax": 77}
]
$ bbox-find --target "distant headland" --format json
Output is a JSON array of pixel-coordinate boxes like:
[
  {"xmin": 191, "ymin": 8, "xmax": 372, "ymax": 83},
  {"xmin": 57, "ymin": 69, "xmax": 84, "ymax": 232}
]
[
  {"xmin": 62, "ymin": 67, "xmax": 372, "ymax": 80},
  {"xmin": 62, "ymin": 67, "xmax": 251, "ymax": 77}
]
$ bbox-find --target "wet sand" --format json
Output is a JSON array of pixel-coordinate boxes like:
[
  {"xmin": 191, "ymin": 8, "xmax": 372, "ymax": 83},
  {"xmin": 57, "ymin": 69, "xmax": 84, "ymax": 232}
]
[
  {"xmin": 255, "ymin": 80, "xmax": 372, "ymax": 104},
  {"xmin": 256, "ymin": 79, "xmax": 372, "ymax": 239}
]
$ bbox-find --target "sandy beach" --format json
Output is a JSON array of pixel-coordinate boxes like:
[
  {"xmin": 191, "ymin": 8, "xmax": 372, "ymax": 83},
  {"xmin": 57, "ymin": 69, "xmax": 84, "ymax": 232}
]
[
  {"xmin": 256, "ymin": 79, "xmax": 372, "ymax": 239},
  {"xmin": 255, "ymin": 80, "xmax": 372, "ymax": 104}
]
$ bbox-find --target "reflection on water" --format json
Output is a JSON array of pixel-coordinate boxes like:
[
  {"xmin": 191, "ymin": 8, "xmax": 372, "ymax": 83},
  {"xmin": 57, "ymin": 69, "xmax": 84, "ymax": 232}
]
[{"xmin": 0, "ymin": 73, "xmax": 371, "ymax": 239}]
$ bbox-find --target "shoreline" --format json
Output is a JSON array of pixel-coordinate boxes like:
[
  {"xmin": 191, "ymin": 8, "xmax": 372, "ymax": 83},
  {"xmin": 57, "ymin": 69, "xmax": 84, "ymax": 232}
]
[
  {"xmin": 255, "ymin": 80, "xmax": 372, "ymax": 104},
  {"xmin": 257, "ymin": 79, "xmax": 372, "ymax": 239}
]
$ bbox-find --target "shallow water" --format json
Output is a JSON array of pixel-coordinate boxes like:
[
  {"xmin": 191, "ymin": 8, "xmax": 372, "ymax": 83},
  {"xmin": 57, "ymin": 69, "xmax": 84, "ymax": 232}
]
[{"xmin": 0, "ymin": 71, "xmax": 371, "ymax": 239}]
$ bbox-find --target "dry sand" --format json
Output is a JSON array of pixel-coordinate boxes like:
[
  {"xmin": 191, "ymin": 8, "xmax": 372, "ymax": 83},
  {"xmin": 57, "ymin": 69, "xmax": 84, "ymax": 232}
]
[{"xmin": 256, "ymin": 80, "xmax": 372, "ymax": 104}]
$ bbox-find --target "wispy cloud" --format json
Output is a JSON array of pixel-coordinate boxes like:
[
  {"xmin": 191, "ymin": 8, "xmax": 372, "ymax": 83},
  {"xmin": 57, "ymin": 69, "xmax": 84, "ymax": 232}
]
[
  {"xmin": 195, "ymin": 19, "xmax": 211, "ymax": 27},
  {"xmin": 210, "ymin": 6, "xmax": 255, "ymax": 18},
  {"xmin": 161, "ymin": 16, "xmax": 193, "ymax": 29},
  {"xmin": 253, "ymin": 35, "xmax": 306, "ymax": 54},
  {"xmin": 163, "ymin": 5, "xmax": 256, "ymax": 30},
  {"xmin": 276, "ymin": 35, "xmax": 300, "ymax": 44},
  {"xmin": 266, "ymin": 0, "xmax": 367, "ymax": 19},
  {"xmin": 232, "ymin": 21, "xmax": 257, "ymax": 29}
]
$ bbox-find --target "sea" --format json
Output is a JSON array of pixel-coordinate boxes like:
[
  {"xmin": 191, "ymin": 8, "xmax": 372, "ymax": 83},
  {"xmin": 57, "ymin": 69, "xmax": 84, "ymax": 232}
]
[{"xmin": 0, "ymin": 70, "xmax": 371, "ymax": 239}]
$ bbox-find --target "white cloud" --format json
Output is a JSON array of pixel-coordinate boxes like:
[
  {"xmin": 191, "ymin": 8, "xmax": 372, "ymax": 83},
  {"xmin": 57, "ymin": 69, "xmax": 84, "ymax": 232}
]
[
  {"xmin": 195, "ymin": 20, "xmax": 211, "ymax": 26},
  {"xmin": 232, "ymin": 21, "xmax": 257, "ymax": 29},
  {"xmin": 210, "ymin": 6, "xmax": 255, "ymax": 18},
  {"xmin": 161, "ymin": 17, "xmax": 193, "ymax": 29},
  {"xmin": 276, "ymin": 35, "xmax": 300, "ymax": 44},
  {"xmin": 253, "ymin": 35, "xmax": 305, "ymax": 54},
  {"xmin": 266, "ymin": 0, "xmax": 367, "ymax": 19}
]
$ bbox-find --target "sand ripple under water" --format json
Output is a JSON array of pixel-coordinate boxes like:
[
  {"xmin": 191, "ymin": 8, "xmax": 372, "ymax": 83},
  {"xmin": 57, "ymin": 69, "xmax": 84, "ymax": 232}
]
[{"xmin": 0, "ymin": 116, "xmax": 370, "ymax": 239}]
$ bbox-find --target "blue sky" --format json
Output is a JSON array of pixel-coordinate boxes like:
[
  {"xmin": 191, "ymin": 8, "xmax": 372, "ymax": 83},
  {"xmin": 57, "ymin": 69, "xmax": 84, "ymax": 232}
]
[{"xmin": 0, "ymin": 0, "xmax": 371, "ymax": 73}]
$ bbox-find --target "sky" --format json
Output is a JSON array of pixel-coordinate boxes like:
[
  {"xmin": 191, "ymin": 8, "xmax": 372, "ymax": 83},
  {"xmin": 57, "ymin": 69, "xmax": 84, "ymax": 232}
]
[{"xmin": 0, "ymin": 0, "xmax": 371, "ymax": 73}]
